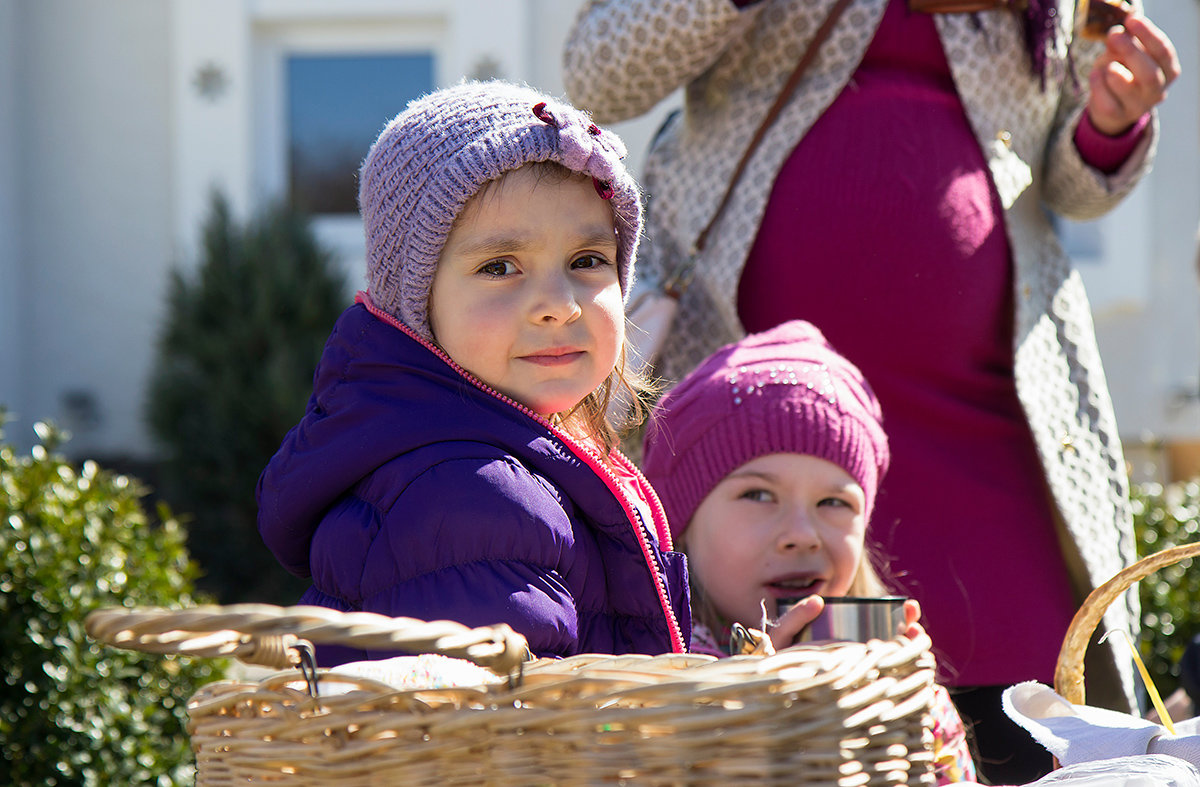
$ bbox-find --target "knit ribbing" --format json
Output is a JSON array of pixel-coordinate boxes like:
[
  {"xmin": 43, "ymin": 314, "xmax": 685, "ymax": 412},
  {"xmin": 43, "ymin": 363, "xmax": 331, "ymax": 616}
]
[{"xmin": 643, "ymin": 321, "xmax": 889, "ymax": 538}]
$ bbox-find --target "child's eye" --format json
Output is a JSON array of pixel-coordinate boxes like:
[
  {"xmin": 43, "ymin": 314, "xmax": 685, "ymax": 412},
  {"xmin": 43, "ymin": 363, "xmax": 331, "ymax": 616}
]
[
  {"xmin": 818, "ymin": 496, "xmax": 854, "ymax": 511},
  {"xmin": 477, "ymin": 259, "xmax": 516, "ymax": 277},
  {"xmin": 739, "ymin": 488, "xmax": 775, "ymax": 503},
  {"xmin": 571, "ymin": 253, "xmax": 611, "ymax": 270}
]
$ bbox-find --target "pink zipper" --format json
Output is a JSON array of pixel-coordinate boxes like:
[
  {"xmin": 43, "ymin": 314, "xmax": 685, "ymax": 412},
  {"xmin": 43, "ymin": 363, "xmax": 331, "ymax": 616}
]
[
  {"xmin": 612, "ymin": 452, "xmax": 674, "ymax": 552},
  {"xmin": 357, "ymin": 292, "xmax": 686, "ymax": 654}
]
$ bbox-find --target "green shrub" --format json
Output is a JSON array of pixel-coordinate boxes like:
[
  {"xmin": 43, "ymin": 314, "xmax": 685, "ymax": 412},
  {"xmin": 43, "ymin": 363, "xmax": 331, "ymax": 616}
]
[
  {"xmin": 0, "ymin": 415, "xmax": 222, "ymax": 786},
  {"xmin": 147, "ymin": 193, "xmax": 346, "ymax": 604},
  {"xmin": 1132, "ymin": 477, "xmax": 1200, "ymax": 697}
]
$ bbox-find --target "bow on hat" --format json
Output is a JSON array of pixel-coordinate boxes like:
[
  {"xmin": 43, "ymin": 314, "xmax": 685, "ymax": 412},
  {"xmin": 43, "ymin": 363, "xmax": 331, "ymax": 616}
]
[{"xmin": 533, "ymin": 101, "xmax": 627, "ymax": 197}]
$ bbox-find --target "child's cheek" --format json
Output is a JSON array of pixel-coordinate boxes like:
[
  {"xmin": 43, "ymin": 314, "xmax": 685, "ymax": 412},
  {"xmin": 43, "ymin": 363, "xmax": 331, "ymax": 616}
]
[{"xmin": 594, "ymin": 285, "xmax": 625, "ymax": 363}]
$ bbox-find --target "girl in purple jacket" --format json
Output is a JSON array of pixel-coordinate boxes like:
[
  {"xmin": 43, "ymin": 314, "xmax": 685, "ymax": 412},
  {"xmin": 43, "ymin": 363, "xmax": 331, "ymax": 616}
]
[
  {"xmin": 642, "ymin": 320, "xmax": 976, "ymax": 783},
  {"xmin": 256, "ymin": 81, "xmax": 689, "ymax": 665}
]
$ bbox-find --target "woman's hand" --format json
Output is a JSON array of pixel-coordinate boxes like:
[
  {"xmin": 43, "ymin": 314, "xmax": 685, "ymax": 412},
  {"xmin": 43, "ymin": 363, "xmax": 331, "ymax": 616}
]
[
  {"xmin": 767, "ymin": 595, "xmax": 825, "ymax": 651},
  {"xmin": 1085, "ymin": 13, "xmax": 1180, "ymax": 136}
]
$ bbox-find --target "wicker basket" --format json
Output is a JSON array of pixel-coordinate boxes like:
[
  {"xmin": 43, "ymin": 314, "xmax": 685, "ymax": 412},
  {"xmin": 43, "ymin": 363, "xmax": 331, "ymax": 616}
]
[
  {"xmin": 86, "ymin": 604, "xmax": 938, "ymax": 786},
  {"xmin": 1055, "ymin": 541, "xmax": 1200, "ymax": 705}
]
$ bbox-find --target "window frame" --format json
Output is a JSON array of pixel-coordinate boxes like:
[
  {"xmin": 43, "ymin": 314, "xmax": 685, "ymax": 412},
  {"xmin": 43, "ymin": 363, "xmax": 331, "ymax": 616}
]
[{"xmin": 251, "ymin": 11, "xmax": 451, "ymax": 280}]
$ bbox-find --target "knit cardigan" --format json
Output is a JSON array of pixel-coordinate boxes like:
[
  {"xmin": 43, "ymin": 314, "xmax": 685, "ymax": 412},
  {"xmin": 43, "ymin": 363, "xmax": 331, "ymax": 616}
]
[{"xmin": 564, "ymin": 0, "xmax": 1156, "ymax": 711}]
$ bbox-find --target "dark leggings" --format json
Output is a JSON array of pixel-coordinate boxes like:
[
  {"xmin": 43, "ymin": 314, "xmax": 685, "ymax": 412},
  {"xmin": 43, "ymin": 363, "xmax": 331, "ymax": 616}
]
[{"xmin": 950, "ymin": 685, "xmax": 1054, "ymax": 786}]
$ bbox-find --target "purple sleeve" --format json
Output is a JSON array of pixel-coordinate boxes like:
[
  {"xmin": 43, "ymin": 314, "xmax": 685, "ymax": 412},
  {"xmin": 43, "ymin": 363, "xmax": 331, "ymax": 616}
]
[
  {"xmin": 1073, "ymin": 111, "xmax": 1151, "ymax": 175},
  {"xmin": 729, "ymin": 0, "xmax": 763, "ymax": 7}
]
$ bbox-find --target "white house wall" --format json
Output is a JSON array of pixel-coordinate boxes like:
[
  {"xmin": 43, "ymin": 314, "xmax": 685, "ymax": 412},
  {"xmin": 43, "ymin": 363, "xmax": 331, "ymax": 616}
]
[
  {"xmin": 0, "ymin": 0, "xmax": 22, "ymax": 430},
  {"xmin": 171, "ymin": 0, "xmax": 254, "ymax": 259},
  {"xmin": 5, "ymin": 0, "xmax": 173, "ymax": 456}
]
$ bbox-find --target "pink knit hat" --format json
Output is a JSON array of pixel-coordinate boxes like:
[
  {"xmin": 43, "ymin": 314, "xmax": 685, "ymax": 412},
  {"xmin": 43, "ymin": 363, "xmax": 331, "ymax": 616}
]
[
  {"xmin": 642, "ymin": 321, "xmax": 890, "ymax": 539},
  {"xmin": 358, "ymin": 80, "xmax": 641, "ymax": 342}
]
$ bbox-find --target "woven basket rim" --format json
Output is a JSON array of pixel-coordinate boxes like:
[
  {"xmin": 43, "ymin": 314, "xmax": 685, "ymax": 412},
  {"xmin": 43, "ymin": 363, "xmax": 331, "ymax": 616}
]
[
  {"xmin": 1054, "ymin": 541, "xmax": 1200, "ymax": 705},
  {"xmin": 87, "ymin": 604, "xmax": 941, "ymax": 786}
]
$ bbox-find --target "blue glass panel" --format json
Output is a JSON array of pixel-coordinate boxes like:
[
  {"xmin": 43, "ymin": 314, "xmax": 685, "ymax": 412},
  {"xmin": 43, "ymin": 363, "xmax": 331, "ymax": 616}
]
[{"xmin": 288, "ymin": 53, "xmax": 434, "ymax": 214}]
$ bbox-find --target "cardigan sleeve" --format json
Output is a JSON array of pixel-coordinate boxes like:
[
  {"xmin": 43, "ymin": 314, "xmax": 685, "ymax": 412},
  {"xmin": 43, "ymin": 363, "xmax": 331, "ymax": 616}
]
[
  {"xmin": 1073, "ymin": 111, "xmax": 1151, "ymax": 175},
  {"xmin": 1040, "ymin": 0, "xmax": 1157, "ymax": 221},
  {"xmin": 562, "ymin": 0, "xmax": 760, "ymax": 123}
]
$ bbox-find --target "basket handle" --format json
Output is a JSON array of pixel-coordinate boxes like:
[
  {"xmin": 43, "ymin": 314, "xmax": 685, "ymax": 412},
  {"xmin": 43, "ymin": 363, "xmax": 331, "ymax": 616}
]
[
  {"xmin": 1054, "ymin": 542, "xmax": 1200, "ymax": 704},
  {"xmin": 85, "ymin": 603, "xmax": 531, "ymax": 676}
]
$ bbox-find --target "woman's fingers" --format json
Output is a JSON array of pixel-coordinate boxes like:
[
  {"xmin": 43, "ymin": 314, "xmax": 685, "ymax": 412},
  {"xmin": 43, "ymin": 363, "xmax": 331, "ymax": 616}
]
[
  {"xmin": 1086, "ymin": 13, "xmax": 1178, "ymax": 135},
  {"xmin": 1088, "ymin": 59, "xmax": 1134, "ymax": 134},
  {"xmin": 1123, "ymin": 15, "xmax": 1181, "ymax": 88}
]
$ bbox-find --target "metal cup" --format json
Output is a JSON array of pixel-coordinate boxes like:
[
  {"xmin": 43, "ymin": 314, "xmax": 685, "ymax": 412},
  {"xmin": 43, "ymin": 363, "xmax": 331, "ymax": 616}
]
[{"xmin": 778, "ymin": 596, "xmax": 908, "ymax": 643}]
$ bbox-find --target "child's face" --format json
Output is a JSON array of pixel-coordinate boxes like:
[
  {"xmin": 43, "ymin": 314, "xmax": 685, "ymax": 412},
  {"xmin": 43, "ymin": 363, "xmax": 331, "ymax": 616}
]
[
  {"xmin": 684, "ymin": 453, "xmax": 866, "ymax": 628},
  {"xmin": 429, "ymin": 166, "xmax": 624, "ymax": 417}
]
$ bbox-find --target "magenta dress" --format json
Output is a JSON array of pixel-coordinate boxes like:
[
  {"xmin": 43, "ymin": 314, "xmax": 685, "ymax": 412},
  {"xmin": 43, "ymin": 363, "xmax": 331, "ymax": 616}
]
[{"xmin": 737, "ymin": 0, "xmax": 1143, "ymax": 692}]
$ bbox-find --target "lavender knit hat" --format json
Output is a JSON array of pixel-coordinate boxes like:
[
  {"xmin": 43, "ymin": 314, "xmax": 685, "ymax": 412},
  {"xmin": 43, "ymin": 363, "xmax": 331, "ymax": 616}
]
[
  {"xmin": 358, "ymin": 80, "xmax": 642, "ymax": 341},
  {"xmin": 642, "ymin": 321, "xmax": 890, "ymax": 540}
]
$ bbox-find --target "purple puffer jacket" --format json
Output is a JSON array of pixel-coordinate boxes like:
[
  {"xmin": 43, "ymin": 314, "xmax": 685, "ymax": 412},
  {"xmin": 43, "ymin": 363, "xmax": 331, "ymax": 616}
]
[{"xmin": 256, "ymin": 298, "xmax": 690, "ymax": 664}]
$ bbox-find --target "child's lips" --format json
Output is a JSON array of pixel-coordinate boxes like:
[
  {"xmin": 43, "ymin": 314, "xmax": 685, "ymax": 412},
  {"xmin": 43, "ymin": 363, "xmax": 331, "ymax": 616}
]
[{"xmin": 520, "ymin": 348, "xmax": 585, "ymax": 367}]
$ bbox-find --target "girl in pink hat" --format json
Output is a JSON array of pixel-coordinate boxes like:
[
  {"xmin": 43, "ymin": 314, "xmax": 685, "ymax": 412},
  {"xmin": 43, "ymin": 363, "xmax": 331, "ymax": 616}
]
[{"xmin": 643, "ymin": 319, "xmax": 976, "ymax": 783}]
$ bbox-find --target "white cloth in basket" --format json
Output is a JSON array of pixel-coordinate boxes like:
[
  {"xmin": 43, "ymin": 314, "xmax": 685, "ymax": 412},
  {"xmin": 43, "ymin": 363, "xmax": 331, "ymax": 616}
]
[
  {"xmin": 1003, "ymin": 681, "xmax": 1200, "ymax": 769},
  {"xmin": 325, "ymin": 653, "xmax": 503, "ymax": 692},
  {"xmin": 1023, "ymin": 755, "xmax": 1200, "ymax": 786}
]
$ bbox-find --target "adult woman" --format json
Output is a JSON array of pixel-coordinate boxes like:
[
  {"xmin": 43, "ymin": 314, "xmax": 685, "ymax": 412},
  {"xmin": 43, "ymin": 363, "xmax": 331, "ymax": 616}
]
[{"xmin": 564, "ymin": 1, "xmax": 1177, "ymax": 783}]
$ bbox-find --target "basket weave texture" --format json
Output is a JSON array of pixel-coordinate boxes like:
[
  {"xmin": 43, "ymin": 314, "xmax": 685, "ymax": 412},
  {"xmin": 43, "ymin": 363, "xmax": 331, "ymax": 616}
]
[{"xmin": 86, "ymin": 604, "xmax": 938, "ymax": 786}]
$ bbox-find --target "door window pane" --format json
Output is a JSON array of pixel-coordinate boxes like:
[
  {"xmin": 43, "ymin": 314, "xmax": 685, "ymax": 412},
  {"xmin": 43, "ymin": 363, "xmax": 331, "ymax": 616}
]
[{"xmin": 288, "ymin": 53, "xmax": 434, "ymax": 215}]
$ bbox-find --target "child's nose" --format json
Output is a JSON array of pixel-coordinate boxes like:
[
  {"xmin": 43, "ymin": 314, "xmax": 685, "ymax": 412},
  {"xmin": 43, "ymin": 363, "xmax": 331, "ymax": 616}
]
[
  {"xmin": 531, "ymin": 272, "xmax": 582, "ymax": 324},
  {"xmin": 776, "ymin": 510, "xmax": 820, "ymax": 553}
]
